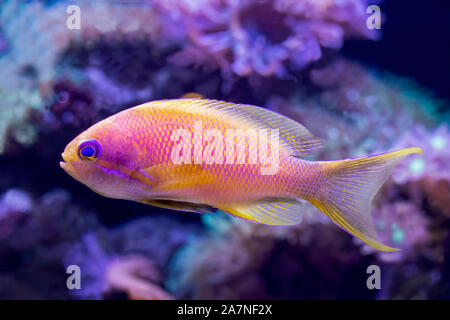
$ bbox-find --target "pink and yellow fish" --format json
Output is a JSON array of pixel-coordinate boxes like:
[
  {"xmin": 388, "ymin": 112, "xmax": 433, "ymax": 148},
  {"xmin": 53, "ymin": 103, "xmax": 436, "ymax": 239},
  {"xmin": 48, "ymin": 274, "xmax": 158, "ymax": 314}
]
[{"xmin": 61, "ymin": 99, "xmax": 422, "ymax": 251}]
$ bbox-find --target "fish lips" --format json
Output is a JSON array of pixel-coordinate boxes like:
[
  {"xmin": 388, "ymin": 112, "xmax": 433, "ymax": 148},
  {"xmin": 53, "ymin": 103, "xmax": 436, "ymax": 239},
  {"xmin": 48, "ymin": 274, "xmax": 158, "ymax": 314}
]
[
  {"xmin": 60, "ymin": 160, "xmax": 76, "ymax": 178},
  {"xmin": 60, "ymin": 153, "xmax": 80, "ymax": 180}
]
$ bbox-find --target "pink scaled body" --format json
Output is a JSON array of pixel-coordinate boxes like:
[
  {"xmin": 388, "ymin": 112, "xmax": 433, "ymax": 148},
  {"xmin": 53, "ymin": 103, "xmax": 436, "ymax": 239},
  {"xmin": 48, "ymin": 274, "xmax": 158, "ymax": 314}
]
[{"xmin": 61, "ymin": 99, "xmax": 422, "ymax": 252}]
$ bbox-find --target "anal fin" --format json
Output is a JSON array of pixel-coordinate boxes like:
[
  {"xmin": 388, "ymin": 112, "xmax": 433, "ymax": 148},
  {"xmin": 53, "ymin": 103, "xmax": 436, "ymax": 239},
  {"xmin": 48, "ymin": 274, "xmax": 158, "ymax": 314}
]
[{"xmin": 219, "ymin": 198, "xmax": 304, "ymax": 225}]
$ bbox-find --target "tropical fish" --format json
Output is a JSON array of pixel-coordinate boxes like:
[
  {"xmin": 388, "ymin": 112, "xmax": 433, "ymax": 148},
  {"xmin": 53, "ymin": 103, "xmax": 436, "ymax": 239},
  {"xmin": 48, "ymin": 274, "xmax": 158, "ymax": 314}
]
[{"xmin": 60, "ymin": 99, "xmax": 422, "ymax": 251}]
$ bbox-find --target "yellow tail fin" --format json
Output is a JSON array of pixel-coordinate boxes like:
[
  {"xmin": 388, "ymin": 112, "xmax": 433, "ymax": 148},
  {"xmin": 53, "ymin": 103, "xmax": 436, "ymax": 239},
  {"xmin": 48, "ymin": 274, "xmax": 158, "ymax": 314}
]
[{"xmin": 311, "ymin": 147, "xmax": 423, "ymax": 252}]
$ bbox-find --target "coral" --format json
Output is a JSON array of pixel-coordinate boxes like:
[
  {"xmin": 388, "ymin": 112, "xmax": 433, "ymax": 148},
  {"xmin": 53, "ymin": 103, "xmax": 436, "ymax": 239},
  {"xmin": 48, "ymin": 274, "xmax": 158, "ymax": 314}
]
[
  {"xmin": 387, "ymin": 125, "xmax": 450, "ymax": 227},
  {"xmin": 106, "ymin": 255, "xmax": 174, "ymax": 300},
  {"xmin": 167, "ymin": 209, "xmax": 377, "ymax": 299},
  {"xmin": 0, "ymin": 0, "xmax": 67, "ymax": 153},
  {"xmin": 390, "ymin": 125, "xmax": 450, "ymax": 184},
  {"xmin": 155, "ymin": 0, "xmax": 380, "ymax": 78},
  {"xmin": 0, "ymin": 188, "xmax": 101, "ymax": 299},
  {"xmin": 0, "ymin": 189, "xmax": 33, "ymax": 243},
  {"xmin": 376, "ymin": 262, "xmax": 446, "ymax": 299},
  {"xmin": 64, "ymin": 217, "xmax": 200, "ymax": 299},
  {"xmin": 0, "ymin": 0, "xmax": 163, "ymax": 154},
  {"xmin": 63, "ymin": 232, "xmax": 111, "ymax": 299},
  {"xmin": 32, "ymin": 35, "xmax": 225, "ymax": 153},
  {"xmin": 368, "ymin": 202, "xmax": 429, "ymax": 262},
  {"xmin": 267, "ymin": 58, "xmax": 443, "ymax": 162},
  {"xmin": 0, "ymin": 185, "xmax": 199, "ymax": 299},
  {"xmin": 109, "ymin": 217, "xmax": 201, "ymax": 270}
]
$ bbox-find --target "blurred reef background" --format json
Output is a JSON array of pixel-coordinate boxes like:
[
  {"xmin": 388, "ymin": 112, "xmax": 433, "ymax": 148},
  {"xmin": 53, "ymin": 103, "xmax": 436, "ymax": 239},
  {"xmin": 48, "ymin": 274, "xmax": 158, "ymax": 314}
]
[{"xmin": 0, "ymin": 0, "xmax": 450, "ymax": 299}]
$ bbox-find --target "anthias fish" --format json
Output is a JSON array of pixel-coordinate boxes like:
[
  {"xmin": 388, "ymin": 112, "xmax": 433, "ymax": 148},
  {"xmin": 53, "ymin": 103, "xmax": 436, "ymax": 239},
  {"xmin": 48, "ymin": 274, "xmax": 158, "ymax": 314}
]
[{"xmin": 61, "ymin": 99, "xmax": 422, "ymax": 251}]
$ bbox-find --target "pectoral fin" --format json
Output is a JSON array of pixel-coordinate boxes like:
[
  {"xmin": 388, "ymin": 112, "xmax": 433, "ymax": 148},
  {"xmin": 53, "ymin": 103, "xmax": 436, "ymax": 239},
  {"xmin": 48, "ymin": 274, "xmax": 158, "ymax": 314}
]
[{"xmin": 142, "ymin": 164, "xmax": 215, "ymax": 193}]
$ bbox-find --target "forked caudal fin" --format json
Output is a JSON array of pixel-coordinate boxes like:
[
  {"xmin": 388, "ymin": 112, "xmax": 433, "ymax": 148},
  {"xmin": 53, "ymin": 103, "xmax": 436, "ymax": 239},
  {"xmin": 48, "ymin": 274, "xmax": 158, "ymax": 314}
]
[{"xmin": 310, "ymin": 147, "xmax": 423, "ymax": 252}]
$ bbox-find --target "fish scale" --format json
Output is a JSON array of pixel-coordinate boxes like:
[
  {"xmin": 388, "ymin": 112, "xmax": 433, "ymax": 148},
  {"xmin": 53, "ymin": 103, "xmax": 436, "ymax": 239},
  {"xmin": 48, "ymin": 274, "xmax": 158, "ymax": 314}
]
[{"xmin": 115, "ymin": 102, "xmax": 305, "ymax": 203}]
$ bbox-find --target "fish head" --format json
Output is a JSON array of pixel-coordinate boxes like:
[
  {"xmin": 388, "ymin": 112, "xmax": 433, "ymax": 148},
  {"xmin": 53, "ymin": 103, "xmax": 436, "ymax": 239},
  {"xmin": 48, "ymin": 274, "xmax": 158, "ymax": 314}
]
[{"xmin": 60, "ymin": 117, "xmax": 143, "ymax": 199}]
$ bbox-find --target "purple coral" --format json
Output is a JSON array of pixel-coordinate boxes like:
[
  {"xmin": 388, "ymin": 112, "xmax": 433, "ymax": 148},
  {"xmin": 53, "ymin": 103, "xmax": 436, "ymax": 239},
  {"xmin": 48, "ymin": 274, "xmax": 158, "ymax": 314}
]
[
  {"xmin": 391, "ymin": 125, "xmax": 450, "ymax": 184},
  {"xmin": 156, "ymin": 0, "xmax": 379, "ymax": 78},
  {"xmin": 0, "ymin": 189, "xmax": 33, "ymax": 240},
  {"xmin": 0, "ymin": 29, "xmax": 7, "ymax": 54},
  {"xmin": 389, "ymin": 125, "xmax": 450, "ymax": 219},
  {"xmin": 168, "ymin": 211, "xmax": 375, "ymax": 299},
  {"xmin": 64, "ymin": 232, "xmax": 171, "ymax": 300},
  {"xmin": 266, "ymin": 58, "xmax": 441, "ymax": 163},
  {"xmin": 366, "ymin": 202, "xmax": 429, "ymax": 262},
  {"xmin": 64, "ymin": 217, "xmax": 200, "ymax": 299},
  {"xmin": 106, "ymin": 255, "xmax": 174, "ymax": 300},
  {"xmin": 0, "ymin": 188, "xmax": 101, "ymax": 299},
  {"xmin": 64, "ymin": 232, "xmax": 174, "ymax": 300}
]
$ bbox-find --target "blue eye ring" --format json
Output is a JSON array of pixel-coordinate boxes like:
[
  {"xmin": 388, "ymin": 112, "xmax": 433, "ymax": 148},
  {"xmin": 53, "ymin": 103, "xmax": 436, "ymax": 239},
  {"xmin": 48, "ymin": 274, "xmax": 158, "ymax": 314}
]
[{"xmin": 77, "ymin": 139, "xmax": 101, "ymax": 161}]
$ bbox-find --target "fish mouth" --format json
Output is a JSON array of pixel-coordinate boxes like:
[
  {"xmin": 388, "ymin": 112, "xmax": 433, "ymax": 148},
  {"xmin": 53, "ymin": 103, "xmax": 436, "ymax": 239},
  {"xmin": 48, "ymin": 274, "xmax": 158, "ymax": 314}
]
[
  {"xmin": 60, "ymin": 160, "xmax": 72, "ymax": 173},
  {"xmin": 60, "ymin": 153, "xmax": 74, "ymax": 174},
  {"xmin": 60, "ymin": 159, "xmax": 79, "ymax": 182},
  {"xmin": 60, "ymin": 153, "xmax": 66, "ymax": 168},
  {"xmin": 60, "ymin": 152, "xmax": 67, "ymax": 170}
]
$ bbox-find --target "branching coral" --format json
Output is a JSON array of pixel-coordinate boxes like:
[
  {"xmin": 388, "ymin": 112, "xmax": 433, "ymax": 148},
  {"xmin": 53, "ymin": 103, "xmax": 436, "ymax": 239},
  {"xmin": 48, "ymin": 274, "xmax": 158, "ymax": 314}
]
[{"xmin": 155, "ymin": 0, "xmax": 380, "ymax": 78}]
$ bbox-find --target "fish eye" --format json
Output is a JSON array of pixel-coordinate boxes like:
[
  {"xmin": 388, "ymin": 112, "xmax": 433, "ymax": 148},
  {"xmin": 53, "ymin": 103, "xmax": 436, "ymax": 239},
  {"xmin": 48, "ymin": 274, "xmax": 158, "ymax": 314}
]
[{"xmin": 77, "ymin": 139, "xmax": 101, "ymax": 162}]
